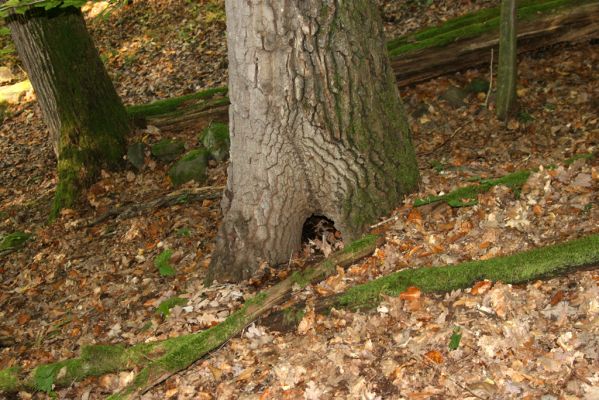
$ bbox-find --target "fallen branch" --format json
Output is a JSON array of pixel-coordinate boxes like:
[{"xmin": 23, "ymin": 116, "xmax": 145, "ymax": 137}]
[
  {"xmin": 85, "ymin": 186, "xmax": 224, "ymax": 227},
  {"xmin": 0, "ymin": 235, "xmax": 381, "ymax": 397},
  {"xmin": 262, "ymin": 233, "xmax": 599, "ymax": 333}
]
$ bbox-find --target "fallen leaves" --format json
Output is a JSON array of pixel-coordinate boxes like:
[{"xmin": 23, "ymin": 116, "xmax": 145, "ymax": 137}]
[{"xmin": 0, "ymin": 1, "xmax": 598, "ymax": 399}]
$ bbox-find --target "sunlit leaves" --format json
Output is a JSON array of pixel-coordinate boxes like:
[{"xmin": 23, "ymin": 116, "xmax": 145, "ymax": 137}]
[{"xmin": 0, "ymin": 0, "xmax": 128, "ymax": 19}]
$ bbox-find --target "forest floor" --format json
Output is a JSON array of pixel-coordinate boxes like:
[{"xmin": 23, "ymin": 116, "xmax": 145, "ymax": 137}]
[{"xmin": 0, "ymin": 1, "xmax": 598, "ymax": 399}]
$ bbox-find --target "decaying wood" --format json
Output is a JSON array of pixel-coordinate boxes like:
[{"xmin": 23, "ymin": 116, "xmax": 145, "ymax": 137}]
[
  {"xmin": 145, "ymin": 104, "xmax": 229, "ymax": 132},
  {"xmin": 85, "ymin": 186, "xmax": 224, "ymax": 227},
  {"xmin": 392, "ymin": 2, "xmax": 599, "ymax": 87}
]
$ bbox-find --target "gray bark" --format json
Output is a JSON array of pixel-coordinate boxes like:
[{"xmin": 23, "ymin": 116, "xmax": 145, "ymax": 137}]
[
  {"xmin": 496, "ymin": 0, "xmax": 518, "ymax": 121},
  {"xmin": 207, "ymin": 0, "xmax": 419, "ymax": 283}
]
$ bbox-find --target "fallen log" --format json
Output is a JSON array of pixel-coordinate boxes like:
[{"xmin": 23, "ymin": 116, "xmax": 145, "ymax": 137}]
[
  {"xmin": 126, "ymin": 87, "xmax": 229, "ymax": 132},
  {"xmin": 0, "ymin": 235, "xmax": 381, "ymax": 397},
  {"xmin": 127, "ymin": 0, "xmax": 599, "ymax": 131},
  {"xmin": 390, "ymin": 0, "xmax": 599, "ymax": 87},
  {"xmin": 262, "ymin": 233, "xmax": 599, "ymax": 333}
]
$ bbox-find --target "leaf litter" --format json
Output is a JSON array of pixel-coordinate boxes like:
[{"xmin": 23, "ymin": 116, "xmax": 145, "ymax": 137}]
[{"xmin": 0, "ymin": 0, "xmax": 598, "ymax": 399}]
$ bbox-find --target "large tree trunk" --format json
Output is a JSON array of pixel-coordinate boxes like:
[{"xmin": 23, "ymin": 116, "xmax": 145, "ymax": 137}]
[
  {"xmin": 5, "ymin": 7, "xmax": 130, "ymax": 218},
  {"xmin": 207, "ymin": 1, "xmax": 419, "ymax": 283}
]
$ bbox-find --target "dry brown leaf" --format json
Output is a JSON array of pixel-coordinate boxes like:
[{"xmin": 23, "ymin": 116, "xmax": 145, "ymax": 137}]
[
  {"xmin": 424, "ymin": 350, "xmax": 444, "ymax": 364},
  {"xmin": 297, "ymin": 307, "xmax": 315, "ymax": 335},
  {"xmin": 400, "ymin": 286, "xmax": 421, "ymax": 301},
  {"xmin": 471, "ymin": 280, "xmax": 493, "ymax": 295}
]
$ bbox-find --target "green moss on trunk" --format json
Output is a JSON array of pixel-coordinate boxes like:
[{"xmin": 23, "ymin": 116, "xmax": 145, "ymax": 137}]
[{"xmin": 7, "ymin": 7, "xmax": 129, "ymax": 220}]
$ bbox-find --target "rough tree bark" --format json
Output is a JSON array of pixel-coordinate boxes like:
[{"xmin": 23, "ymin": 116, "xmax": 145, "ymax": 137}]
[
  {"xmin": 5, "ymin": 6, "xmax": 130, "ymax": 218},
  {"xmin": 207, "ymin": 1, "xmax": 419, "ymax": 283}
]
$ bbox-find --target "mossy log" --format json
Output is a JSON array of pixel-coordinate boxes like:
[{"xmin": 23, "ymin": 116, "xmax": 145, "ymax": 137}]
[
  {"xmin": 127, "ymin": 0, "xmax": 599, "ymax": 131},
  {"xmin": 126, "ymin": 87, "xmax": 229, "ymax": 132},
  {"xmin": 390, "ymin": 0, "xmax": 599, "ymax": 87},
  {"xmin": 262, "ymin": 233, "xmax": 599, "ymax": 333},
  {"xmin": 0, "ymin": 235, "xmax": 380, "ymax": 398}
]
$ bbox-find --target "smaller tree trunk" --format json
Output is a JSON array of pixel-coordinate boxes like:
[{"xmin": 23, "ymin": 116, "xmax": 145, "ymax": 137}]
[
  {"xmin": 6, "ymin": 7, "xmax": 130, "ymax": 218},
  {"xmin": 496, "ymin": 0, "xmax": 518, "ymax": 121}
]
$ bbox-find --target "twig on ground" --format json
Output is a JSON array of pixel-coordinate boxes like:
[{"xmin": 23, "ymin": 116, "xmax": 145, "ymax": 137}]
[
  {"xmin": 419, "ymin": 126, "xmax": 464, "ymax": 156},
  {"xmin": 484, "ymin": 48, "xmax": 494, "ymax": 108},
  {"xmin": 369, "ymin": 215, "xmax": 398, "ymax": 230},
  {"xmin": 417, "ymin": 355, "xmax": 488, "ymax": 400},
  {"xmin": 84, "ymin": 185, "xmax": 224, "ymax": 227}
]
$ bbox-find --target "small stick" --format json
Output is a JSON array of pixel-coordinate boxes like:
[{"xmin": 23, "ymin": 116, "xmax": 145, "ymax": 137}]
[
  {"xmin": 417, "ymin": 355, "xmax": 488, "ymax": 400},
  {"xmin": 484, "ymin": 48, "xmax": 494, "ymax": 108},
  {"xmin": 369, "ymin": 215, "xmax": 398, "ymax": 230}
]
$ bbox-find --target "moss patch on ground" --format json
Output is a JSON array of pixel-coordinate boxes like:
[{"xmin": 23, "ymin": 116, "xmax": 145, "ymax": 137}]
[
  {"xmin": 156, "ymin": 297, "xmax": 188, "ymax": 317},
  {"xmin": 0, "ymin": 231, "xmax": 31, "ymax": 252}
]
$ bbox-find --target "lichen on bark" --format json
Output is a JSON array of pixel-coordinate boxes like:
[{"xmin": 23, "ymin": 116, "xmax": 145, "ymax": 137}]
[{"xmin": 207, "ymin": 0, "xmax": 419, "ymax": 283}]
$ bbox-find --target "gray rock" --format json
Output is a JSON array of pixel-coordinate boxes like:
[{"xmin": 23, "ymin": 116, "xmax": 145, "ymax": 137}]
[
  {"xmin": 151, "ymin": 139, "xmax": 185, "ymax": 162},
  {"xmin": 440, "ymin": 86, "xmax": 469, "ymax": 108},
  {"xmin": 0, "ymin": 66, "xmax": 14, "ymax": 85},
  {"xmin": 411, "ymin": 103, "xmax": 429, "ymax": 119},
  {"xmin": 540, "ymin": 395, "xmax": 558, "ymax": 400},
  {"xmin": 199, "ymin": 123, "xmax": 230, "ymax": 162},
  {"xmin": 168, "ymin": 149, "xmax": 210, "ymax": 186},
  {"xmin": 127, "ymin": 142, "xmax": 145, "ymax": 170}
]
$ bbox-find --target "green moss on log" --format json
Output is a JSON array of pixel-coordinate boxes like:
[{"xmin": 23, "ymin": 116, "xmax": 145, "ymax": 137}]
[
  {"xmin": 343, "ymin": 234, "xmax": 379, "ymax": 255},
  {"xmin": 335, "ymin": 233, "xmax": 599, "ymax": 311},
  {"xmin": 414, "ymin": 170, "xmax": 530, "ymax": 207},
  {"xmin": 126, "ymin": 87, "xmax": 228, "ymax": 119},
  {"xmin": 0, "ymin": 339, "xmax": 182, "ymax": 394},
  {"xmin": 387, "ymin": 0, "xmax": 594, "ymax": 57},
  {"xmin": 291, "ymin": 270, "xmax": 311, "ymax": 288},
  {"xmin": 107, "ymin": 302, "xmax": 259, "ymax": 399}
]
